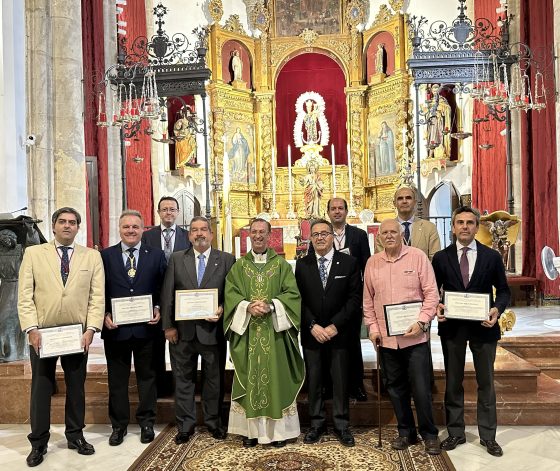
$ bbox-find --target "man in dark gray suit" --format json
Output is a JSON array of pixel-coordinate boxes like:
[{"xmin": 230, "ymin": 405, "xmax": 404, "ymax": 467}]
[
  {"xmin": 142, "ymin": 196, "xmax": 191, "ymax": 397},
  {"xmin": 161, "ymin": 216, "xmax": 235, "ymax": 444}
]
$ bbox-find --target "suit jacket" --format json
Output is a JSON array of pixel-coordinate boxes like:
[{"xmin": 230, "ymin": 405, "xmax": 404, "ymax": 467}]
[
  {"xmin": 161, "ymin": 248, "xmax": 235, "ymax": 345},
  {"xmin": 295, "ymin": 251, "xmax": 362, "ymax": 349},
  {"xmin": 308, "ymin": 224, "xmax": 371, "ymax": 275},
  {"xmin": 100, "ymin": 243, "xmax": 167, "ymax": 341},
  {"xmin": 432, "ymin": 241, "xmax": 510, "ymax": 342},
  {"xmin": 142, "ymin": 225, "xmax": 191, "ymax": 253},
  {"xmin": 376, "ymin": 218, "xmax": 441, "ymax": 261},
  {"xmin": 18, "ymin": 241, "xmax": 105, "ymax": 332}
]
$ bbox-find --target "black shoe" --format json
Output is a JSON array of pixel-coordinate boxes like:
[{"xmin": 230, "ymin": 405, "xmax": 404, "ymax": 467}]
[
  {"xmin": 480, "ymin": 439, "xmax": 503, "ymax": 457},
  {"xmin": 424, "ymin": 438, "xmax": 442, "ymax": 455},
  {"xmin": 140, "ymin": 426, "xmax": 155, "ymax": 444},
  {"xmin": 174, "ymin": 430, "xmax": 194, "ymax": 445},
  {"xmin": 67, "ymin": 437, "xmax": 95, "ymax": 455},
  {"xmin": 209, "ymin": 427, "xmax": 227, "ymax": 440},
  {"xmin": 333, "ymin": 428, "xmax": 355, "ymax": 447},
  {"xmin": 440, "ymin": 435, "xmax": 466, "ymax": 451},
  {"xmin": 26, "ymin": 446, "xmax": 47, "ymax": 467},
  {"xmin": 271, "ymin": 440, "xmax": 286, "ymax": 448},
  {"xmin": 304, "ymin": 427, "xmax": 327, "ymax": 444},
  {"xmin": 242, "ymin": 437, "xmax": 258, "ymax": 448},
  {"xmin": 350, "ymin": 385, "xmax": 368, "ymax": 402},
  {"xmin": 109, "ymin": 428, "xmax": 127, "ymax": 446},
  {"xmin": 391, "ymin": 435, "xmax": 418, "ymax": 450}
]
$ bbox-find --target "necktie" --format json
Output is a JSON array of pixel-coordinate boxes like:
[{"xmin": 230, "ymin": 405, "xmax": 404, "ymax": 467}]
[
  {"xmin": 197, "ymin": 253, "xmax": 206, "ymax": 287},
  {"xmin": 125, "ymin": 247, "xmax": 136, "ymax": 281},
  {"xmin": 402, "ymin": 221, "xmax": 411, "ymax": 245},
  {"xmin": 59, "ymin": 246, "xmax": 70, "ymax": 285},
  {"xmin": 163, "ymin": 228, "xmax": 174, "ymax": 262},
  {"xmin": 319, "ymin": 256, "xmax": 327, "ymax": 287},
  {"xmin": 460, "ymin": 247, "xmax": 470, "ymax": 287}
]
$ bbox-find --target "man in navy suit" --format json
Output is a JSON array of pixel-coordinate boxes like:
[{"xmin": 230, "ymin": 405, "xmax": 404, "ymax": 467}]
[
  {"xmin": 161, "ymin": 216, "xmax": 235, "ymax": 444},
  {"xmin": 432, "ymin": 206, "xmax": 510, "ymax": 457},
  {"xmin": 296, "ymin": 219, "xmax": 362, "ymax": 447},
  {"xmin": 102, "ymin": 210, "xmax": 167, "ymax": 446},
  {"xmin": 309, "ymin": 197, "xmax": 370, "ymax": 401},
  {"xmin": 142, "ymin": 196, "xmax": 191, "ymax": 397}
]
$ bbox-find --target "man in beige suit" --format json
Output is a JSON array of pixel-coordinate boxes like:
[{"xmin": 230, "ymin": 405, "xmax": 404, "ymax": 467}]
[
  {"xmin": 376, "ymin": 186, "xmax": 441, "ymax": 260},
  {"xmin": 18, "ymin": 207, "xmax": 105, "ymax": 467}
]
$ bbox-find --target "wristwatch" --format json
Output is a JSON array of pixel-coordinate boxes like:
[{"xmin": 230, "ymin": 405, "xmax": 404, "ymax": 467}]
[{"xmin": 417, "ymin": 321, "xmax": 428, "ymax": 332}]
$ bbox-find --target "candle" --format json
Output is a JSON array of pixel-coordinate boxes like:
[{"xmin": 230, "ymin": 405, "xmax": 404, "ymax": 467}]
[
  {"xmin": 287, "ymin": 145, "xmax": 293, "ymax": 193},
  {"xmin": 235, "ymin": 237, "xmax": 241, "ymax": 259},
  {"xmin": 246, "ymin": 236, "xmax": 252, "ymax": 253},
  {"xmin": 331, "ymin": 144, "xmax": 336, "ymax": 197},
  {"xmin": 347, "ymin": 143, "xmax": 352, "ymax": 193},
  {"xmin": 271, "ymin": 146, "xmax": 276, "ymax": 195}
]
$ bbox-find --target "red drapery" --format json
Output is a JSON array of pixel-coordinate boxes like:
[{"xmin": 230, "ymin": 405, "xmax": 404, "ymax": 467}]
[
  {"xmin": 471, "ymin": 0, "xmax": 507, "ymax": 213},
  {"xmin": 520, "ymin": 0, "xmax": 559, "ymax": 296},
  {"xmin": 82, "ymin": 0, "xmax": 108, "ymax": 248},
  {"xmin": 275, "ymin": 53, "xmax": 347, "ymax": 167},
  {"xmin": 119, "ymin": 0, "xmax": 154, "ymax": 226}
]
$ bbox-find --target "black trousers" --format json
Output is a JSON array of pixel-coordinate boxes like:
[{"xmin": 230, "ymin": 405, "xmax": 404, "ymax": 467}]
[
  {"xmin": 152, "ymin": 328, "xmax": 170, "ymax": 395},
  {"xmin": 304, "ymin": 345, "xmax": 349, "ymax": 431},
  {"xmin": 170, "ymin": 338, "xmax": 222, "ymax": 433},
  {"xmin": 380, "ymin": 342, "xmax": 438, "ymax": 440},
  {"xmin": 349, "ymin": 314, "xmax": 365, "ymax": 391},
  {"xmin": 441, "ymin": 336, "xmax": 497, "ymax": 440},
  {"xmin": 28, "ymin": 347, "xmax": 87, "ymax": 447},
  {"xmin": 104, "ymin": 337, "xmax": 157, "ymax": 429}
]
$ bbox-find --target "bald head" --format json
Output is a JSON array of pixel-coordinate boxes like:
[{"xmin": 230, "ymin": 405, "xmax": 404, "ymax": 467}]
[
  {"xmin": 394, "ymin": 187, "xmax": 417, "ymax": 219},
  {"xmin": 379, "ymin": 218, "xmax": 403, "ymax": 254}
]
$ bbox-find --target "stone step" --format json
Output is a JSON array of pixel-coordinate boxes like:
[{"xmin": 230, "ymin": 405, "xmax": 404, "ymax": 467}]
[{"xmin": 499, "ymin": 335, "xmax": 560, "ymax": 379}]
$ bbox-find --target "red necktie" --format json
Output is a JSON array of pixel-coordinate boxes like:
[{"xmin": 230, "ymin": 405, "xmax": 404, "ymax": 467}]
[{"xmin": 460, "ymin": 247, "xmax": 470, "ymax": 288}]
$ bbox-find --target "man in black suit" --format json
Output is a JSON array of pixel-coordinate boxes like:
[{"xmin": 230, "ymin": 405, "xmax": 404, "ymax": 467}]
[
  {"xmin": 161, "ymin": 216, "xmax": 235, "ymax": 445},
  {"xmin": 296, "ymin": 219, "xmax": 362, "ymax": 447},
  {"xmin": 142, "ymin": 196, "xmax": 191, "ymax": 397},
  {"xmin": 309, "ymin": 197, "xmax": 370, "ymax": 401},
  {"xmin": 101, "ymin": 210, "xmax": 167, "ymax": 446},
  {"xmin": 432, "ymin": 206, "xmax": 510, "ymax": 457}
]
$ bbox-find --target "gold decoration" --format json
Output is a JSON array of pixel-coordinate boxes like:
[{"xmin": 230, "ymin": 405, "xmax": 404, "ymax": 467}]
[
  {"xmin": 299, "ymin": 29, "xmax": 319, "ymax": 46},
  {"xmin": 372, "ymin": 5, "xmax": 396, "ymax": 28},
  {"xmin": 421, "ymin": 157, "xmax": 447, "ymax": 176},
  {"xmin": 224, "ymin": 15, "xmax": 247, "ymax": 36},
  {"xmin": 209, "ymin": 0, "xmax": 223, "ymax": 23},
  {"xmin": 389, "ymin": 0, "xmax": 405, "ymax": 12},
  {"xmin": 251, "ymin": 1, "xmax": 270, "ymax": 33},
  {"xmin": 346, "ymin": 0, "xmax": 367, "ymax": 29},
  {"xmin": 499, "ymin": 309, "xmax": 516, "ymax": 335}
]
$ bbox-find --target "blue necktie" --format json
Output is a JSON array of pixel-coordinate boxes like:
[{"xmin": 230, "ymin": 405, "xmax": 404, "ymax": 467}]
[
  {"xmin": 197, "ymin": 254, "xmax": 206, "ymax": 287},
  {"xmin": 319, "ymin": 256, "xmax": 327, "ymax": 287},
  {"xmin": 402, "ymin": 221, "xmax": 411, "ymax": 245},
  {"xmin": 60, "ymin": 246, "xmax": 70, "ymax": 285}
]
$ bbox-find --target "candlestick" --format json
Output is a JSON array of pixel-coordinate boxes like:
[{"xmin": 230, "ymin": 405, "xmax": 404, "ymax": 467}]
[
  {"xmin": 235, "ymin": 237, "xmax": 241, "ymax": 259},
  {"xmin": 347, "ymin": 143, "xmax": 357, "ymax": 217},
  {"xmin": 270, "ymin": 146, "xmax": 279, "ymax": 218},
  {"xmin": 331, "ymin": 144, "xmax": 337, "ymax": 197},
  {"xmin": 286, "ymin": 145, "xmax": 296, "ymax": 218}
]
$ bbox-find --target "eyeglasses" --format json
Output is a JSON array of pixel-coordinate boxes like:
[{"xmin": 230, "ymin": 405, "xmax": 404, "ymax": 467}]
[
  {"xmin": 311, "ymin": 231, "xmax": 333, "ymax": 239},
  {"xmin": 159, "ymin": 208, "xmax": 178, "ymax": 213}
]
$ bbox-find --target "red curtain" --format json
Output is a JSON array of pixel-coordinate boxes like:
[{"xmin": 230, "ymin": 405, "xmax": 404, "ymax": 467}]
[
  {"xmin": 520, "ymin": 0, "xmax": 559, "ymax": 296},
  {"xmin": 119, "ymin": 0, "xmax": 154, "ymax": 226},
  {"xmin": 275, "ymin": 53, "xmax": 347, "ymax": 167},
  {"xmin": 82, "ymin": 0, "xmax": 108, "ymax": 248},
  {"xmin": 471, "ymin": 0, "xmax": 507, "ymax": 212}
]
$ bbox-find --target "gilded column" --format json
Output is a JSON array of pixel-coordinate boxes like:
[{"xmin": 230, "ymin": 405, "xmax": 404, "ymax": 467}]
[
  {"xmin": 346, "ymin": 87, "xmax": 368, "ymax": 211},
  {"xmin": 255, "ymin": 92, "xmax": 274, "ymax": 212}
]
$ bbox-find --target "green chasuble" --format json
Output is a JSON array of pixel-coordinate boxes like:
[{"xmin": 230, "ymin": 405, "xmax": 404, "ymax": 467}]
[{"xmin": 224, "ymin": 249, "xmax": 305, "ymax": 421}]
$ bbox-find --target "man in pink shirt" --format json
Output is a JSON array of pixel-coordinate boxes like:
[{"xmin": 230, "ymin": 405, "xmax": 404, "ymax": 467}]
[{"xmin": 363, "ymin": 219, "xmax": 440, "ymax": 455}]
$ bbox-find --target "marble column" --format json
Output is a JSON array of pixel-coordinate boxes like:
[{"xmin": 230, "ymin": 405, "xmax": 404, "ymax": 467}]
[{"xmin": 26, "ymin": 0, "xmax": 87, "ymax": 243}]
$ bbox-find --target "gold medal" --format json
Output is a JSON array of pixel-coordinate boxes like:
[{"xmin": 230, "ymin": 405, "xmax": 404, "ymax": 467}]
[{"xmin": 127, "ymin": 268, "xmax": 136, "ymax": 278}]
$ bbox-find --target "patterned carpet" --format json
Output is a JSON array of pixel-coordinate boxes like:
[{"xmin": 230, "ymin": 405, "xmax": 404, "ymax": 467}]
[{"xmin": 128, "ymin": 425, "xmax": 456, "ymax": 471}]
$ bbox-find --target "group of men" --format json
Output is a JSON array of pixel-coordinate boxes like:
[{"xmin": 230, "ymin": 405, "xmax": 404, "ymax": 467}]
[{"xmin": 17, "ymin": 186, "xmax": 510, "ymax": 467}]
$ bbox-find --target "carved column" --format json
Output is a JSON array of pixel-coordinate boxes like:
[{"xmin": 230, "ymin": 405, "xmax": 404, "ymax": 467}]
[
  {"xmin": 346, "ymin": 87, "xmax": 368, "ymax": 211},
  {"xmin": 255, "ymin": 92, "xmax": 274, "ymax": 213}
]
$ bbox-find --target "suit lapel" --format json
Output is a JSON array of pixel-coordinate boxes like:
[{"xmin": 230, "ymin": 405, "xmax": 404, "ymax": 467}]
[
  {"xmin": 133, "ymin": 244, "xmax": 151, "ymax": 285},
  {"xmin": 307, "ymin": 254, "xmax": 324, "ymax": 291},
  {"xmin": 411, "ymin": 220, "xmax": 421, "ymax": 247},
  {"xmin": 469, "ymin": 241, "xmax": 485, "ymax": 286},
  {"xmin": 65, "ymin": 244, "xmax": 86, "ymax": 287},
  {"xmin": 343, "ymin": 225, "xmax": 353, "ymax": 250},
  {"xmin": 199, "ymin": 250, "xmax": 219, "ymax": 288},
  {"xmin": 183, "ymin": 249, "xmax": 198, "ymax": 286},
  {"xmin": 324, "ymin": 252, "xmax": 341, "ymax": 293},
  {"xmin": 45, "ymin": 242, "xmax": 64, "ymax": 289},
  {"xmin": 446, "ymin": 244, "xmax": 466, "ymax": 288}
]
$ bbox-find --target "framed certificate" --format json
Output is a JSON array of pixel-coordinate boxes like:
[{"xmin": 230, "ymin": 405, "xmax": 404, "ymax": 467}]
[
  {"xmin": 38, "ymin": 323, "xmax": 84, "ymax": 358},
  {"xmin": 443, "ymin": 291, "xmax": 491, "ymax": 321},
  {"xmin": 384, "ymin": 301, "xmax": 423, "ymax": 336},
  {"xmin": 111, "ymin": 295, "xmax": 153, "ymax": 325},
  {"xmin": 175, "ymin": 288, "xmax": 218, "ymax": 321}
]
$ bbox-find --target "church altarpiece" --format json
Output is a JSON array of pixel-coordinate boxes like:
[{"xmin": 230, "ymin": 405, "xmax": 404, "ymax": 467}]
[{"xmin": 204, "ymin": 1, "xmax": 413, "ymax": 255}]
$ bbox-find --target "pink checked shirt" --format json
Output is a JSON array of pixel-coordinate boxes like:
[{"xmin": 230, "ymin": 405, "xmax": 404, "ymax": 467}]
[{"xmin": 363, "ymin": 245, "xmax": 439, "ymax": 350}]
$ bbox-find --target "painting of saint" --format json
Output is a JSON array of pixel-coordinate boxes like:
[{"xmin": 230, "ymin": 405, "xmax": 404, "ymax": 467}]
[
  {"xmin": 275, "ymin": 0, "xmax": 340, "ymax": 37},
  {"xmin": 368, "ymin": 116, "xmax": 397, "ymax": 178},
  {"xmin": 227, "ymin": 124, "xmax": 256, "ymax": 184}
]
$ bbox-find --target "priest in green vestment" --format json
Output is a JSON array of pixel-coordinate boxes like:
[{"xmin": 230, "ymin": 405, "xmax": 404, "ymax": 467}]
[{"xmin": 224, "ymin": 219, "xmax": 305, "ymax": 447}]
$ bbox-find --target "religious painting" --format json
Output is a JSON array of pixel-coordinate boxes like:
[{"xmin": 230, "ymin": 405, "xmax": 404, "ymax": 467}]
[
  {"xmin": 368, "ymin": 112, "xmax": 397, "ymax": 178},
  {"xmin": 225, "ymin": 122, "xmax": 256, "ymax": 184},
  {"xmin": 275, "ymin": 0, "xmax": 341, "ymax": 37}
]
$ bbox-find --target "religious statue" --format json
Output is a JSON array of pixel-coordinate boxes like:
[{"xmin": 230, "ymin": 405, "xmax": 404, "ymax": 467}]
[
  {"xmin": 482, "ymin": 218, "xmax": 519, "ymax": 267},
  {"xmin": 231, "ymin": 50, "xmax": 243, "ymax": 82},
  {"xmin": 0, "ymin": 229, "xmax": 28, "ymax": 362},
  {"xmin": 301, "ymin": 160, "xmax": 324, "ymax": 218},
  {"xmin": 424, "ymin": 84, "xmax": 452, "ymax": 158},
  {"xmin": 375, "ymin": 121, "xmax": 396, "ymax": 175},
  {"xmin": 375, "ymin": 43, "xmax": 386, "ymax": 75},
  {"xmin": 303, "ymin": 100, "xmax": 320, "ymax": 145},
  {"xmin": 174, "ymin": 115, "xmax": 197, "ymax": 167},
  {"xmin": 228, "ymin": 127, "xmax": 251, "ymax": 181}
]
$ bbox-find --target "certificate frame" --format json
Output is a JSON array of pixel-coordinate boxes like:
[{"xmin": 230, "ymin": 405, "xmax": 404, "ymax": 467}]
[
  {"xmin": 175, "ymin": 288, "xmax": 218, "ymax": 321},
  {"xmin": 383, "ymin": 301, "xmax": 423, "ymax": 336},
  {"xmin": 443, "ymin": 291, "xmax": 491, "ymax": 321},
  {"xmin": 111, "ymin": 294, "xmax": 153, "ymax": 325},
  {"xmin": 38, "ymin": 323, "xmax": 84, "ymax": 358}
]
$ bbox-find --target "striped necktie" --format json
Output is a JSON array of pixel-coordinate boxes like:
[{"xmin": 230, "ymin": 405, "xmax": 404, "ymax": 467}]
[{"xmin": 59, "ymin": 246, "xmax": 71, "ymax": 285}]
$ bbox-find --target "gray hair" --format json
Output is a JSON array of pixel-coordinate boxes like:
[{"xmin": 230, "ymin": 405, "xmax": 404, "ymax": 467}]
[{"xmin": 119, "ymin": 209, "xmax": 144, "ymax": 226}]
